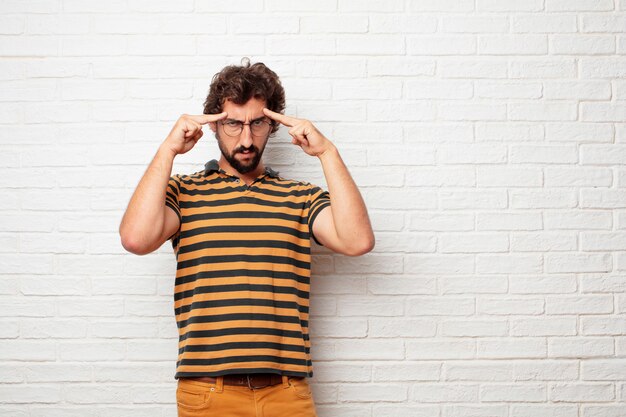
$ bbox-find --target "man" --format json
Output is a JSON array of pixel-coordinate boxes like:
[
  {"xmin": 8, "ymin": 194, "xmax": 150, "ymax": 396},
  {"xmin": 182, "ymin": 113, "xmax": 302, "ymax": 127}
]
[{"xmin": 119, "ymin": 59, "xmax": 374, "ymax": 417}]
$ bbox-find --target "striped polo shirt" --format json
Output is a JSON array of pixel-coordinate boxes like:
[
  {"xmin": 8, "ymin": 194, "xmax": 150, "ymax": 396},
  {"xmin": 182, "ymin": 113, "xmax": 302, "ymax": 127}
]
[{"xmin": 165, "ymin": 159, "xmax": 331, "ymax": 379}]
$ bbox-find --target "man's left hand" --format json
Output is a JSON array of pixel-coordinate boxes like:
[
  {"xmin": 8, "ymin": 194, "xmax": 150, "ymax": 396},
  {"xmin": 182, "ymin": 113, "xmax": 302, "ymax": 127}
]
[{"xmin": 263, "ymin": 108, "xmax": 335, "ymax": 158}]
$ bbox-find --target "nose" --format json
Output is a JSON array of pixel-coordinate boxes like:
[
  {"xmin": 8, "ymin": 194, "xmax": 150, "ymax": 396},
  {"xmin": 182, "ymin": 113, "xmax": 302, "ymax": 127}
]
[{"xmin": 239, "ymin": 124, "xmax": 253, "ymax": 148}]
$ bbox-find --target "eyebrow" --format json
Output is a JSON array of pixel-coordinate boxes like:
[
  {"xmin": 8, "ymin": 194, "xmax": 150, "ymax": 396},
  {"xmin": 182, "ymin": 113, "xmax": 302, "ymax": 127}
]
[{"xmin": 226, "ymin": 116, "xmax": 267, "ymax": 123}]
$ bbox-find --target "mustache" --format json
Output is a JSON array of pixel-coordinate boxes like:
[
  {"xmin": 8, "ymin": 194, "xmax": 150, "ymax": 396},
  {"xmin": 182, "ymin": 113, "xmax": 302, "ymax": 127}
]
[{"xmin": 234, "ymin": 145, "xmax": 258, "ymax": 154}]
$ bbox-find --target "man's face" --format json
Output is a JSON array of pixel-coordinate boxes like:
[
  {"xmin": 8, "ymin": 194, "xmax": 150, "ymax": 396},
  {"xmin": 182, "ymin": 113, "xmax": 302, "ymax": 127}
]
[{"xmin": 211, "ymin": 97, "xmax": 271, "ymax": 175}]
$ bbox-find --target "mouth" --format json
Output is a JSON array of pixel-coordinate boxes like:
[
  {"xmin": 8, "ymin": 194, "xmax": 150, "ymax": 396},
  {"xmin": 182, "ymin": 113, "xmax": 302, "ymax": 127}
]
[{"xmin": 238, "ymin": 150, "xmax": 255, "ymax": 159}]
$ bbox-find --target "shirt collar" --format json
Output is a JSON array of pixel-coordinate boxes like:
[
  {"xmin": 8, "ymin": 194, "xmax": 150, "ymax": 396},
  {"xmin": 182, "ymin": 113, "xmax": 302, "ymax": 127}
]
[{"xmin": 203, "ymin": 159, "xmax": 279, "ymax": 179}]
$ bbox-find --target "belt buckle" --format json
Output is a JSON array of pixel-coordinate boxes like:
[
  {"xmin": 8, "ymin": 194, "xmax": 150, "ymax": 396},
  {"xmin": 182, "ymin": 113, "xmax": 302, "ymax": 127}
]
[{"xmin": 246, "ymin": 374, "xmax": 270, "ymax": 390}]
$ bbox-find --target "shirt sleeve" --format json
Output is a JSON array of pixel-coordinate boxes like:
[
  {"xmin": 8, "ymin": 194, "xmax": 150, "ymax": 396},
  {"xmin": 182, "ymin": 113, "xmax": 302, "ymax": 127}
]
[
  {"xmin": 165, "ymin": 175, "xmax": 181, "ymax": 241},
  {"xmin": 308, "ymin": 184, "xmax": 331, "ymax": 246}
]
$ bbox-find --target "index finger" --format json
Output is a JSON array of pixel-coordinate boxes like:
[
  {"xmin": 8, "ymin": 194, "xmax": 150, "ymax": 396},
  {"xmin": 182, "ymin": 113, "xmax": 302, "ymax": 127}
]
[
  {"xmin": 263, "ymin": 108, "xmax": 299, "ymax": 127},
  {"xmin": 188, "ymin": 112, "xmax": 227, "ymax": 124}
]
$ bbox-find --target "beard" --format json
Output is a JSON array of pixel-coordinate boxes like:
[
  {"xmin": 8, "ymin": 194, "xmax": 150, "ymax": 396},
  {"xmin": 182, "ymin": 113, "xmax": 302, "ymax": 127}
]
[{"xmin": 215, "ymin": 130, "xmax": 268, "ymax": 175}]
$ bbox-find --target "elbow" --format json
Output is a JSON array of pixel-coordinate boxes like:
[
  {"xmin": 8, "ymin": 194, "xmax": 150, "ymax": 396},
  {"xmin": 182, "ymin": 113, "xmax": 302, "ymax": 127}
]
[
  {"xmin": 119, "ymin": 232, "xmax": 151, "ymax": 256},
  {"xmin": 345, "ymin": 233, "xmax": 375, "ymax": 257}
]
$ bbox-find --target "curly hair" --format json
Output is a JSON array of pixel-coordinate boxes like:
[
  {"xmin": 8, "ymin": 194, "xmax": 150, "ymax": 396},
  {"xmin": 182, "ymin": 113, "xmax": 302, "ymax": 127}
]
[{"xmin": 203, "ymin": 58, "xmax": 285, "ymax": 134}]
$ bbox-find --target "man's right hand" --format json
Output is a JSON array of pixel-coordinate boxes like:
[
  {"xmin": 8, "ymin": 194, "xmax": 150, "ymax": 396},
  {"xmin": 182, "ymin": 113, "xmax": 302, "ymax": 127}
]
[{"xmin": 163, "ymin": 112, "xmax": 227, "ymax": 156}]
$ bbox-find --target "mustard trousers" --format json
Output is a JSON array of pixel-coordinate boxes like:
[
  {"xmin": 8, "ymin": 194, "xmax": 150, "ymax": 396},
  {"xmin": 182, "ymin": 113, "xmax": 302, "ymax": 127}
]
[{"xmin": 176, "ymin": 376, "xmax": 318, "ymax": 417}]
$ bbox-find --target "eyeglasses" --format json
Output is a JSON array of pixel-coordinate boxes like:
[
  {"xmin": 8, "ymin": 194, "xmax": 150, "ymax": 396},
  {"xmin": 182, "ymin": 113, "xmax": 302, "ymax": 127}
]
[{"xmin": 219, "ymin": 119, "xmax": 274, "ymax": 137}]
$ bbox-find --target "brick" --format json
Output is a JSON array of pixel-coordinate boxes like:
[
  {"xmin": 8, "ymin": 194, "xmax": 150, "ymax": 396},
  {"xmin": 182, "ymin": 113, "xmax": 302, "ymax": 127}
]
[
  {"xmin": 581, "ymin": 274, "xmax": 626, "ymax": 293},
  {"xmin": 481, "ymin": 384, "xmax": 545, "ymax": 401},
  {"xmin": 544, "ymin": 210, "xmax": 612, "ymax": 230},
  {"xmin": 308, "ymin": 319, "xmax": 367, "ymax": 337},
  {"xmin": 582, "ymin": 14, "xmax": 626, "ymax": 32},
  {"xmin": 0, "ymin": 80, "xmax": 56, "ymax": 101},
  {"xmin": 313, "ymin": 339, "xmax": 404, "ymax": 360},
  {"xmin": 511, "ymin": 317, "xmax": 577, "ymax": 336},
  {"xmin": 512, "ymin": 14, "xmax": 578, "ymax": 33},
  {"xmin": 510, "ymin": 232, "xmax": 577, "ymax": 251},
  {"xmin": 1, "ymin": 0, "xmax": 59, "ymax": 13},
  {"xmin": 369, "ymin": 15, "xmax": 437, "ymax": 33},
  {"xmin": 549, "ymin": 337, "xmax": 614, "ymax": 358},
  {"xmin": 334, "ymin": 79, "xmax": 402, "ymax": 100},
  {"xmin": 581, "ymin": 103, "xmax": 626, "ymax": 122},
  {"xmin": 511, "ymin": 144, "xmax": 578, "ymax": 163},
  {"xmin": 405, "ymin": 80, "xmax": 473, "ymax": 99},
  {"xmin": 546, "ymin": 253, "xmax": 612, "ymax": 273},
  {"xmin": 0, "ymin": 385, "xmax": 61, "ymax": 404},
  {"xmin": 510, "ymin": 58, "xmax": 577, "ymax": 78},
  {"xmin": 440, "ymin": 190, "xmax": 507, "ymax": 209},
  {"xmin": 477, "ymin": 0, "xmax": 543, "ymax": 11},
  {"xmin": 409, "ymin": 0, "xmax": 474, "ymax": 12},
  {"xmin": 549, "ymin": 383, "xmax": 614, "ymax": 402},
  {"xmin": 368, "ymin": 101, "xmax": 436, "ymax": 122},
  {"xmin": 442, "ymin": 16, "xmax": 509, "ymax": 33},
  {"xmin": 439, "ymin": 103, "xmax": 507, "ymax": 121},
  {"xmin": 196, "ymin": 36, "xmax": 264, "ymax": 56},
  {"xmin": 0, "ymin": 341, "xmax": 56, "ymax": 361},
  {"xmin": 476, "ymin": 213, "xmax": 541, "ymax": 230},
  {"xmin": 581, "ymin": 189, "xmax": 626, "ymax": 208},
  {"xmin": 580, "ymin": 58, "xmax": 626, "ymax": 78},
  {"xmin": 25, "ymin": 364, "xmax": 92, "ymax": 383},
  {"xmin": 442, "ymin": 320, "xmax": 508, "ymax": 336},
  {"xmin": 479, "ymin": 35, "xmax": 547, "ymax": 55},
  {"xmin": 550, "ymin": 35, "xmax": 615, "ymax": 54},
  {"xmin": 21, "ymin": 319, "xmax": 88, "ymax": 339},
  {"xmin": 301, "ymin": 15, "xmax": 367, "ymax": 33},
  {"xmin": 369, "ymin": 318, "xmax": 436, "ymax": 337},
  {"xmin": 159, "ymin": 15, "xmax": 227, "ymax": 34},
  {"xmin": 0, "ymin": 320, "xmax": 19, "ymax": 338},
  {"xmin": 195, "ymin": 0, "xmax": 263, "ymax": 12},
  {"xmin": 581, "ymin": 232, "xmax": 626, "ymax": 251},
  {"xmin": 510, "ymin": 405, "xmax": 579, "ymax": 416},
  {"xmin": 439, "ymin": 233, "xmax": 509, "ymax": 253},
  {"xmin": 476, "ymin": 254, "xmax": 542, "ymax": 274},
  {"xmin": 58, "ymin": 298, "xmax": 124, "ymax": 317},
  {"xmin": 477, "ymin": 338, "xmax": 546, "ymax": 358},
  {"xmin": 268, "ymin": 36, "xmax": 335, "ymax": 55},
  {"xmin": 298, "ymin": 58, "xmax": 366, "ymax": 78},
  {"xmin": 441, "ymin": 275, "xmax": 508, "ymax": 295},
  {"xmin": 509, "ymin": 102, "xmax": 577, "ymax": 121},
  {"xmin": 373, "ymin": 362, "xmax": 440, "ymax": 381},
  {"xmin": 408, "ymin": 35, "xmax": 477, "ymax": 55},
  {"xmin": 405, "ymin": 167, "xmax": 474, "ymax": 187},
  {"xmin": 438, "ymin": 58, "xmax": 508, "ymax": 78},
  {"xmin": 546, "ymin": 0, "xmax": 614, "ymax": 11},
  {"xmin": 406, "ymin": 339, "xmax": 475, "ymax": 359},
  {"xmin": 478, "ymin": 297, "xmax": 544, "ymax": 314},
  {"xmin": 544, "ymin": 80, "xmax": 611, "ymax": 100},
  {"xmin": 368, "ymin": 57, "xmax": 435, "ymax": 76},
  {"xmin": 64, "ymin": 384, "xmax": 134, "ymax": 404},
  {"xmin": 475, "ymin": 122, "xmax": 544, "ymax": 142},
  {"xmin": 337, "ymin": 35, "xmax": 405, "ymax": 55},
  {"xmin": 545, "ymin": 122, "xmax": 614, "ymax": 143},
  {"xmin": 547, "ymin": 295, "xmax": 614, "ymax": 315},
  {"xmin": 476, "ymin": 81, "xmax": 542, "ymax": 99},
  {"xmin": 337, "ymin": 297, "xmax": 404, "ymax": 316},
  {"xmin": 265, "ymin": 0, "xmax": 337, "ymax": 12},
  {"xmin": 582, "ymin": 317, "xmax": 626, "ymax": 335},
  {"xmin": 338, "ymin": 384, "xmax": 408, "ymax": 402}
]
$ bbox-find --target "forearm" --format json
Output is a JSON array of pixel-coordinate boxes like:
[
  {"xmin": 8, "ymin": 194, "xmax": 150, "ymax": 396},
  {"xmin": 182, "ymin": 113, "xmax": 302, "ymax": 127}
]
[
  {"xmin": 317, "ymin": 145, "xmax": 374, "ymax": 247},
  {"xmin": 119, "ymin": 143, "xmax": 176, "ymax": 251}
]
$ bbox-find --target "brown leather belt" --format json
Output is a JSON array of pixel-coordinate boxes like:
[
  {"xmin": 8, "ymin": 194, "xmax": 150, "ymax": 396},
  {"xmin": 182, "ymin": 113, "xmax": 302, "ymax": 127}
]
[{"xmin": 185, "ymin": 373, "xmax": 286, "ymax": 389}]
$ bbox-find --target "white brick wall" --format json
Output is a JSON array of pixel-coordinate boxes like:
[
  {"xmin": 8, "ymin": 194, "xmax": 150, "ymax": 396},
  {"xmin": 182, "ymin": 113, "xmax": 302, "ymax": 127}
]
[{"xmin": 0, "ymin": 0, "xmax": 625, "ymax": 415}]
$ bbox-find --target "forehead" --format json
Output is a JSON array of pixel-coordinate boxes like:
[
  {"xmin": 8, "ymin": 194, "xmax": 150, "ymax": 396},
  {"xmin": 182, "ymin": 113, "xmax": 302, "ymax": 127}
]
[{"xmin": 222, "ymin": 97, "xmax": 266, "ymax": 120}]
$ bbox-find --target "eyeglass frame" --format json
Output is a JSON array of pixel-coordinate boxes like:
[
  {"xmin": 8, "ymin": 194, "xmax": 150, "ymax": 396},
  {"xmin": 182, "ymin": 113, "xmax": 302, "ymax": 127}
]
[{"xmin": 218, "ymin": 117, "xmax": 276, "ymax": 137}]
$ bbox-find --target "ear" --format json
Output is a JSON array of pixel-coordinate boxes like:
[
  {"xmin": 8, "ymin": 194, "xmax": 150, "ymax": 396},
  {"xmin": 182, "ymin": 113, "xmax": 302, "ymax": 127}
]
[{"xmin": 209, "ymin": 121, "xmax": 217, "ymax": 133}]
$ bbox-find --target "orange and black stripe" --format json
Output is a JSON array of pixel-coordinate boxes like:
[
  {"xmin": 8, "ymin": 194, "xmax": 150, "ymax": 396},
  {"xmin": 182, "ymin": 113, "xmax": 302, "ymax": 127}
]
[{"xmin": 165, "ymin": 159, "xmax": 330, "ymax": 379}]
